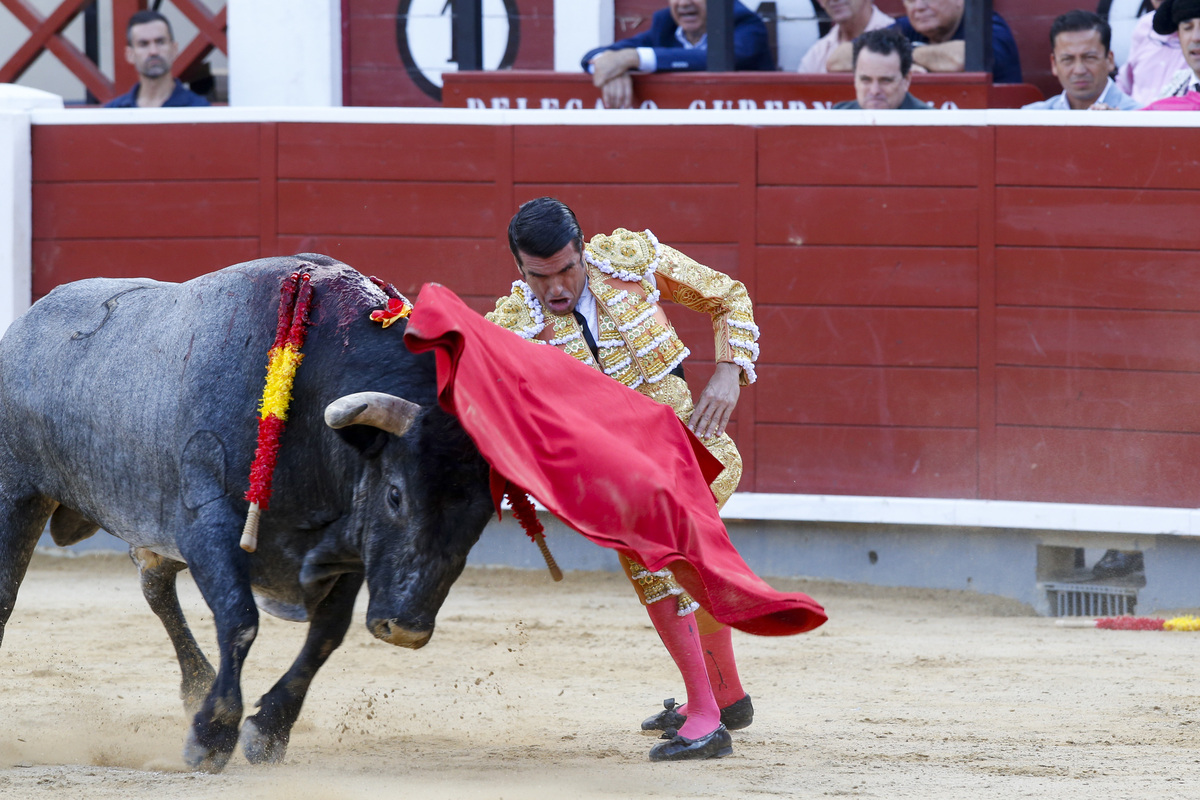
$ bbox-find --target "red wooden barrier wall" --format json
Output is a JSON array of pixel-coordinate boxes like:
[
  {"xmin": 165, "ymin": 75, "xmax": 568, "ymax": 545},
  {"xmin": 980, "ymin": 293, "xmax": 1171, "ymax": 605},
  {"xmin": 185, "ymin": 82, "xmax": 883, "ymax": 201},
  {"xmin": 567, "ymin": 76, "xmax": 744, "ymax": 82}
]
[{"xmin": 29, "ymin": 120, "xmax": 1200, "ymax": 507}]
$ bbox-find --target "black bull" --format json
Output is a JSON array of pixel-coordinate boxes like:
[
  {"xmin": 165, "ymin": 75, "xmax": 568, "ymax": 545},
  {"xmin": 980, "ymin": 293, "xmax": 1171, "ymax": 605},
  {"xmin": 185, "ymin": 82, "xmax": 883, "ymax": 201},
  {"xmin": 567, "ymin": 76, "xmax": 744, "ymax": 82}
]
[{"xmin": 0, "ymin": 256, "xmax": 494, "ymax": 771}]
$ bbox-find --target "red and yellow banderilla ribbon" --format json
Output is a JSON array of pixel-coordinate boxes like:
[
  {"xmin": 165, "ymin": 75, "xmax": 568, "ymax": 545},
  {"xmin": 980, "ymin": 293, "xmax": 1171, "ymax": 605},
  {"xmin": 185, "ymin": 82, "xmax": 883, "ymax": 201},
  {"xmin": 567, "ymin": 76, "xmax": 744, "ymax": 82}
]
[{"xmin": 241, "ymin": 272, "xmax": 314, "ymax": 552}]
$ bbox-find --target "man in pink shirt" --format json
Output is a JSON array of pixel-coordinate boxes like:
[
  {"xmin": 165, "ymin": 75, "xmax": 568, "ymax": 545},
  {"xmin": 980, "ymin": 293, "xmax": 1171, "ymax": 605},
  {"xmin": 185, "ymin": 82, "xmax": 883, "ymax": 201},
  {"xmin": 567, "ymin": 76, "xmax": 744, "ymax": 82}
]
[
  {"xmin": 1118, "ymin": 0, "xmax": 1188, "ymax": 105},
  {"xmin": 798, "ymin": 0, "xmax": 893, "ymax": 73}
]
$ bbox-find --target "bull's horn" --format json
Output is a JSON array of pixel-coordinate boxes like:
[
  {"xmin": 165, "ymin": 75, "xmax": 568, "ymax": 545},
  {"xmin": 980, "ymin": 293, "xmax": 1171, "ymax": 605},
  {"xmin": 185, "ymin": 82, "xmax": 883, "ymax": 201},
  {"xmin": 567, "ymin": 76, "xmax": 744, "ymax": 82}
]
[{"xmin": 324, "ymin": 392, "xmax": 422, "ymax": 437}]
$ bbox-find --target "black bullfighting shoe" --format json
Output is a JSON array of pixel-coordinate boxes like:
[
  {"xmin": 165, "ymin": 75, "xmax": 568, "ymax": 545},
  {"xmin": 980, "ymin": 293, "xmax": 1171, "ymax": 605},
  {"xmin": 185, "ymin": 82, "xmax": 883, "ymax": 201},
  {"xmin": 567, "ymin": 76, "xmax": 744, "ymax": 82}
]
[
  {"xmin": 648, "ymin": 724, "xmax": 734, "ymax": 762},
  {"xmin": 641, "ymin": 694, "xmax": 754, "ymax": 732},
  {"xmin": 641, "ymin": 698, "xmax": 688, "ymax": 732}
]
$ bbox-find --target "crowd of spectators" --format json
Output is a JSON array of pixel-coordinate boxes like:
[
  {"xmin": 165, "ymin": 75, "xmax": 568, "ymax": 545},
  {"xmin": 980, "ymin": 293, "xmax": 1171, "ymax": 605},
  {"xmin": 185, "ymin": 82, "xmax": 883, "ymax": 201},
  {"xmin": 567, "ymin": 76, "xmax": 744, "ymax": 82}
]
[{"xmin": 580, "ymin": 0, "xmax": 1200, "ymax": 111}]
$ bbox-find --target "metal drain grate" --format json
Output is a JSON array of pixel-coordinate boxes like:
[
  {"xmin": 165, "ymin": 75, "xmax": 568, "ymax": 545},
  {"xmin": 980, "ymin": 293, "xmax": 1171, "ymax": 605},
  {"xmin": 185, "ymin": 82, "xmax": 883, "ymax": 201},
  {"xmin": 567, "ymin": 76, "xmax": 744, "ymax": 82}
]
[{"xmin": 1044, "ymin": 583, "xmax": 1137, "ymax": 617}]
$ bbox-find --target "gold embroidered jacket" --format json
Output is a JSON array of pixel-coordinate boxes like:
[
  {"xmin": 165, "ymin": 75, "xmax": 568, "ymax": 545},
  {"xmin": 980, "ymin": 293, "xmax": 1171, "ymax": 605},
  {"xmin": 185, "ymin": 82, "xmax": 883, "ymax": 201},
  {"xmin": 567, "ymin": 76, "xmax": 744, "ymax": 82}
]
[{"xmin": 485, "ymin": 228, "xmax": 760, "ymax": 391}]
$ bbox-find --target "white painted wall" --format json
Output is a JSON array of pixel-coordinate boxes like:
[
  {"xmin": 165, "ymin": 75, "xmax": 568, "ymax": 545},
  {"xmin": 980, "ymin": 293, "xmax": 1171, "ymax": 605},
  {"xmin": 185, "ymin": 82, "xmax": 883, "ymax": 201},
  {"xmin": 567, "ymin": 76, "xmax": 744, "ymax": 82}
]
[
  {"xmin": 555, "ymin": 0, "xmax": 612, "ymax": 72},
  {"xmin": 227, "ymin": 0, "xmax": 341, "ymax": 106},
  {"xmin": 0, "ymin": 86, "xmax": 62, "ymax": 338}
]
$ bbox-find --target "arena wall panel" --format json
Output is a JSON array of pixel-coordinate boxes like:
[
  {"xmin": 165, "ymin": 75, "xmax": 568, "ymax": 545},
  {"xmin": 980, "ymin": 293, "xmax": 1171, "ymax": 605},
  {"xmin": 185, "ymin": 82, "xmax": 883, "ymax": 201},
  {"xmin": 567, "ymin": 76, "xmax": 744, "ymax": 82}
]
[
  {"xmin": 996, "ymin": 248, "xmax": 1200, "ymax": 312},
  {"xmin": 756, "ymin": 246, "xmax": 978, "ymax": 307},
  {"xmin": 755, "ymin": 426, "xmax": 979, "ymax": 498},
  {"xmin": 27, "ymin": 114, "xmax": 1200, "ymax": 509}
]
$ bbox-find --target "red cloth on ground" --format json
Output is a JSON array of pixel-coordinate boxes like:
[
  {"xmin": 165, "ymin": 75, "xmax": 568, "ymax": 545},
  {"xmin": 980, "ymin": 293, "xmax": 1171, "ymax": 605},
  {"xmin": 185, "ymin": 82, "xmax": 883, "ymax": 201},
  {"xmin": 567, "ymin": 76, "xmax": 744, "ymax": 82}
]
[{"xmin": 403, "ymin": 283, "xmax": 827, "ymax": 636}]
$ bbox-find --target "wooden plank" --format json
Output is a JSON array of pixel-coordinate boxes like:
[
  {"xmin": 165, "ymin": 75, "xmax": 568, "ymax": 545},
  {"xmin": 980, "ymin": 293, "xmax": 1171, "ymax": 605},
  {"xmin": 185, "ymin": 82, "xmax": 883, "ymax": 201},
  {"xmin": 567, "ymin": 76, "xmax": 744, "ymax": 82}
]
[
  {"xmin": 443, "ymin": 71, "xmax": 996, "ymax": 110},
  {"xmin": 997, "ymin": 367, "xmax": 1200, "ymax": 433},
  {"xmin": 758, "ymin": 126, "xmax": 983, "ymax": 187},
  {"xmin": 32, "ymin": 238, "xmax": 260, "ymax": 296},
  {"xmin": 997, "ymin": 127, "xmax": 1200, "ymax": 190},
  {"xmin": 258, "ymin": 123, "xmax": 278, "ymax": 258},
  {"xmin": 997, "ymin": 308, "xmax": 1200, "ymax": 372},
  {"xmin": 976, "ymin": 127, "xmax": 998, "ymax": 500},
  {"xmin": 277, "ymin": 181, "xmax": 498, "ymax": 237},
  {"xmin": 757, "ymin": 187, "xmax": 978, "ymax": 247},
  {"xmin": 275, "ymin": 235, "xmax": 504, "ymax": 297},
  {"xmin": 757, "ymin": 307, "xmax": 978, "ymax": 367},
  {"xmin": 514, "ymin": 184, "xmax": 741, "ymax": 243},
  {"xmin": 735, "ymin": 125, "xmax": 758, "ymax": 491},
  {"xmin": 494, "ymin": 125, "xmax": 515, "ymax": 287},
  {"xmin": 347, "ymin": 65, "xmax": 438, "ymax": 108},
  {"xmin": 34, "ymin": 181, "xmax": 260, "ymax": 239},
  {"xmin": 996, "ymin": 187, "xmax": 1200, "ymax": 251},
  {"xmin": 757, "ymin": 246, "xmax": 977, "ymax": 307},
  {"xmin": 756, "ymin": 366, "xmax": 978, "ymax": 428},
  {"xmin": 513, "ymin": 126, "xmax": 743, "ymax": 184},
  {"xmin": 33, "ymin": 125, "xmax": 259, "ymax": 182},
  {"xmin": 278, "ymin": 124, "xmax": 496, "ymax": 182},
  {"xmin": 995, "ymin": 427, "xmax": 1200, "ymax": 507},
  {"xmin": 755, "ymin": 425, "xmax": 978, "ymax": 497},
  {"xmin": 997, "ymin": 247, "xmax": 1200, "ymax": 311},
  {"xmin": 347, "ymin": 1, "xmax": 402, "ymax": 69}
]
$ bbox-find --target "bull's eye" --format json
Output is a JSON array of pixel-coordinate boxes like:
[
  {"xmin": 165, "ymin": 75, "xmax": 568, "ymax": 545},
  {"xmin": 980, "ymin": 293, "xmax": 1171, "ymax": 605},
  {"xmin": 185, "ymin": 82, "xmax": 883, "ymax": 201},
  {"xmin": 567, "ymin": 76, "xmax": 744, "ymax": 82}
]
[{"xmin": 388, "ymin": 486, "xmax": 402, "ymax": 510}]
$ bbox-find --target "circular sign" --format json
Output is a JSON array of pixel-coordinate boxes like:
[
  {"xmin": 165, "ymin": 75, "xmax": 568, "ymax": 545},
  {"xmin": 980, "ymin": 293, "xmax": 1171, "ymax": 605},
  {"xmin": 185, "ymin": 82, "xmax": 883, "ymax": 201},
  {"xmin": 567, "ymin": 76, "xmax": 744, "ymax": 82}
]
[{"xmin": 396, "ymin": 0, "xmax": 521, "ymax": 102}]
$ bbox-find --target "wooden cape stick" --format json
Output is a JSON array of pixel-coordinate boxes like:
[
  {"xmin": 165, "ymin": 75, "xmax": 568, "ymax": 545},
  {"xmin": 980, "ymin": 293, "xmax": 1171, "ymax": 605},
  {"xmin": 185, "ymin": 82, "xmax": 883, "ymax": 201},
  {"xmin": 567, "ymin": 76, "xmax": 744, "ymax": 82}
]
[{"xmin": 507, "ymin": 483, "xmax": 563, "ymax": 581}]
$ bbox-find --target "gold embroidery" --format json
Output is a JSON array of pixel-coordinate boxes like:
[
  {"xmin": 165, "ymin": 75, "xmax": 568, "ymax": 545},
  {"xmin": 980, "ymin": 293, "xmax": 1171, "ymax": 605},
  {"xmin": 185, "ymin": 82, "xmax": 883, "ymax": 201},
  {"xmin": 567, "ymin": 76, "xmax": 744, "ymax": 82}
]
[
  {"xmin": 587, "ymin": 228, "xmax": 657, "ymax": 278},
  {"xmin": 625, "ymin": 556, "xmax": 699, "ymax": 615}
]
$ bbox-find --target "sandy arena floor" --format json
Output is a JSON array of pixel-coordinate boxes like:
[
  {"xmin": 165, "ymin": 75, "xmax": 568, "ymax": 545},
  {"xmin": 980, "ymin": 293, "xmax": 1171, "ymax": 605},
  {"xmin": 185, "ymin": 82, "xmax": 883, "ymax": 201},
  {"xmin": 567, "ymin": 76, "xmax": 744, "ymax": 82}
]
[{"xmin": 1, "ymin": 550, "xmax": 1198, "ymax": 799}]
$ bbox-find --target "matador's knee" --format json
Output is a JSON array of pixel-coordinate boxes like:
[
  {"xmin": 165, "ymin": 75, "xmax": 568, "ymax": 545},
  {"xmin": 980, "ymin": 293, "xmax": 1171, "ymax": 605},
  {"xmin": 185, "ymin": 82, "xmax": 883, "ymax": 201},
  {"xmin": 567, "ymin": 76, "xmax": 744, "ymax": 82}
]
[{"xmin": 619, "ymin": 553, "xmax": 699, "ymax": 617}]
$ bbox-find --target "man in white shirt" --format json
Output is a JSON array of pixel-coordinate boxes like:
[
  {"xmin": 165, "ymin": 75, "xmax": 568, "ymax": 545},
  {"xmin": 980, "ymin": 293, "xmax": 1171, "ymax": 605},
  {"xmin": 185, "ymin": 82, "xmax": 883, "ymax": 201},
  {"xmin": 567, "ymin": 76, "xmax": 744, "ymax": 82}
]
[
  {"xmin": 1023, "ymin": 10, "xmax": 1141, "ymax": 110},
  {"xmin": 799, "ymin": 0, "xmax": 893, "ymax": 73}
]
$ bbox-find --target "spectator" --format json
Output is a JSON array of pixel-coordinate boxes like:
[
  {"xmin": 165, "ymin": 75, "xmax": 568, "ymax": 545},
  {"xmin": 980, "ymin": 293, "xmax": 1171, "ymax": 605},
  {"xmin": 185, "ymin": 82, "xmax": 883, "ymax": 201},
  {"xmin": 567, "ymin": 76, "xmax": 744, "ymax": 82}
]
[
  {"xmin": 580, "ymin": 0, "xmax": 773, "ymax": 109},
  {"xmin": 1118, "ymin": 0, "xmax": 1188, "ymax": 104},
  {"xmin": 833, "ymin": 27, "xmax": 932, "ymax": 108},
  {"xmin": 891, "ymin": 0, "xmax": 1023, "ymax": 83},
  {"xmin": 1143, "ymin": 0, "xmax": 1200, "ymax": 107},
  {"xmin": 1023, "ymin": 10, "xmax": 1140, "ymax": 109},
  {"xmin": 105, "ymin": 10, "xmax": 209, "ymax": 108},
  {"xmin": 799, "ymin": 0, "xmax": 893, "ymax": 73}
]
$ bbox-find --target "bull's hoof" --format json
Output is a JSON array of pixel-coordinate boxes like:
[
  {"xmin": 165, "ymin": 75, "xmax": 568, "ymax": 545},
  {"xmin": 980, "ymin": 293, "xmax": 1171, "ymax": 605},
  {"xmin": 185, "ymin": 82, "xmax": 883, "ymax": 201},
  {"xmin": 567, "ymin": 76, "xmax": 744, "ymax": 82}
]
[
  {"xmin": 239, "ymin": 717, "xmax": 289, "ymax": 765},
  {"xmin": 183, "ymin": 727, "xmax": 235, "ymax": 773}
]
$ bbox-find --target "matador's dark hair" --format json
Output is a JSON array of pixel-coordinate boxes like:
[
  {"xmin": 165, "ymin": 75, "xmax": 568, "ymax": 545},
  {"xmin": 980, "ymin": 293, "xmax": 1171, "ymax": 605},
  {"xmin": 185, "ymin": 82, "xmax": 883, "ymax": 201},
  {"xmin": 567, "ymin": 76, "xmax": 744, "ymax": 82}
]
[{"xmin": 507, "ymin": 197, "xmax": 584, "ymax": 266}]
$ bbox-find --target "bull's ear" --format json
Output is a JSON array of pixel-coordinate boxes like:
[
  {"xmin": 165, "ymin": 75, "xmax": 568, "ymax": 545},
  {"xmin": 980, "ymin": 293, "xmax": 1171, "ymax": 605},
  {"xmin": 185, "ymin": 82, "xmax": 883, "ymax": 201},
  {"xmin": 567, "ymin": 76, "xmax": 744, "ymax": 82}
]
[{"xmin": 324, "ymin": 392, "xmax": 422, "ymax": 438}]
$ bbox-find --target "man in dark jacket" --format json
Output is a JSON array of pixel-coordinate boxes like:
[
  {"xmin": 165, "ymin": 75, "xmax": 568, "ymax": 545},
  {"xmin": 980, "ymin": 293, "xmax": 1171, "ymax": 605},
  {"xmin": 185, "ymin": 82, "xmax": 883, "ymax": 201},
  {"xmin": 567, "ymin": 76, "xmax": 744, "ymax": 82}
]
[
  {"xmin": 105, "ymin": 10, "xmax": 209, "ymax": 108},
  {"xmin": 581, "ymin": 0, "xmax": 773, "ymax": 108},
  {"xmin": 834, "ymin": 27, "xmax": 932, "ymax": 109}
]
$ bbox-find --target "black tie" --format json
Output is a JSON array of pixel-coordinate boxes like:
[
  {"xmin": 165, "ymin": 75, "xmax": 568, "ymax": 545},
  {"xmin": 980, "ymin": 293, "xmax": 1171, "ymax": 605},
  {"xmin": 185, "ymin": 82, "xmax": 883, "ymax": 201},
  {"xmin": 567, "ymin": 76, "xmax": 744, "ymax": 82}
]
[{"xmin": 572, "ymin": 310, "xmax": 600, "ymax": 360}]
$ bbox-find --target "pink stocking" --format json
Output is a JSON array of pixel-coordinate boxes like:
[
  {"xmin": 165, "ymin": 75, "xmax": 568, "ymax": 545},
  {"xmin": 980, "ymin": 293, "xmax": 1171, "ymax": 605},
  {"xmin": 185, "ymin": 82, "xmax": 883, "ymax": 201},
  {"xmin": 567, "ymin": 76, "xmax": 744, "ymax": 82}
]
[
  {"xmin": 699, "ymin": 625, "xmax": 745, "ymax": 708},
  {"xmin": 644, "ymin": 600, "xmax": 720, "ymax": 739}
]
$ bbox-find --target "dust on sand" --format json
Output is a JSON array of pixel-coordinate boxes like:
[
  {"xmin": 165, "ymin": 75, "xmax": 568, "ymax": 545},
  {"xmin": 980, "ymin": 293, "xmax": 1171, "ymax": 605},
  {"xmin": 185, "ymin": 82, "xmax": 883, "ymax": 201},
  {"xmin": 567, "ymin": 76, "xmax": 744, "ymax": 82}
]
[{"xmin": 2, "ymin": 551, "xmax": 1198, "ymax": 799}]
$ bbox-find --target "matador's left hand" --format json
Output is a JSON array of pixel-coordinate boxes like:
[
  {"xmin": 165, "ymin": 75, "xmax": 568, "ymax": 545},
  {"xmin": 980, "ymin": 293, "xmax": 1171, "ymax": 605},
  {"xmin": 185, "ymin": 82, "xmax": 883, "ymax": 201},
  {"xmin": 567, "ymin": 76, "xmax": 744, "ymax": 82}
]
[{"xmin": 690, "ymin": 362, "xmax": 741, "ymax": 440}]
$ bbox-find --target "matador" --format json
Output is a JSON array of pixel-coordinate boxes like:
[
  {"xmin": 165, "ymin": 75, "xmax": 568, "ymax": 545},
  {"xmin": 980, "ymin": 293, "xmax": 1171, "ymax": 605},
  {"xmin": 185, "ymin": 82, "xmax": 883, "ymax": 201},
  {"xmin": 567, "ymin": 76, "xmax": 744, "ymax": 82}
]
[{"xmin": 486, "ymin": 197, "xmax": 760, "ymax": 762}]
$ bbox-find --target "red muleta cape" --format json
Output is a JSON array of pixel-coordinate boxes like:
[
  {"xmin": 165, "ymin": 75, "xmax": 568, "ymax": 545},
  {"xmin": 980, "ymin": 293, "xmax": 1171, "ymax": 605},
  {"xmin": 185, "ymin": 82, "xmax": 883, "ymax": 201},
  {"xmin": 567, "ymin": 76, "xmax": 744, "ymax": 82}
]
[{"xmin": 403, "ymin": 283, "xmax": 826, "ymax": 636}]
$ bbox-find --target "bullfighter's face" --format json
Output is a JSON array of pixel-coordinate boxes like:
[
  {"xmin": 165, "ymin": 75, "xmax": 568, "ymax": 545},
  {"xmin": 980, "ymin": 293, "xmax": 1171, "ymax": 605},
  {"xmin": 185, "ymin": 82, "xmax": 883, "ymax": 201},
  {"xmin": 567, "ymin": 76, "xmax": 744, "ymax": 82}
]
[
  {"xmin": 669, "ymin": 0, "xmax": 708, "ymax": 45},
  {"xmin": 517, "ymin": 241, "xmax": 588, "ymax": 317},
  {"xmin": 125, "ymin": 20, "xmax": 178, "ymax": 79},
  {"xmin": 1181, "ymin": 17, "xmax": 1200, "ymax": 77}
]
